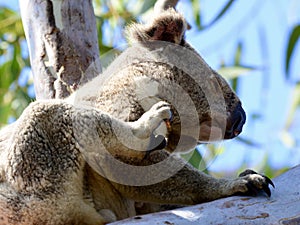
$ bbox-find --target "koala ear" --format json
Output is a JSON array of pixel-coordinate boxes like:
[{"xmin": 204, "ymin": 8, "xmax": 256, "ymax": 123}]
[{"xmin": 126, "ymin": 9, "xmax": 187, "ymax": 44}]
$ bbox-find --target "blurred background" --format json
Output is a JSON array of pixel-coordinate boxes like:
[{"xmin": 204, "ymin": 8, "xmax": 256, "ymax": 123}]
[{"xmin": 0, "ymin": 0, "xmax": 299, "ymax": 178}]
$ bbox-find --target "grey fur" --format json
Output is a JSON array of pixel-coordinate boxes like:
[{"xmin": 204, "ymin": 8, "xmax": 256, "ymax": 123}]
[
  {"xmin": 0, "ymin": 8, "xmax": 273, "ymax": 225},
  {"xmin": 0, "ymin": 100, "xmax": 171, "ymax": 224}
]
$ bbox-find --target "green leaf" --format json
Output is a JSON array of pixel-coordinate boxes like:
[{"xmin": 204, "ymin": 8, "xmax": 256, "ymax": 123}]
[
  {"xmin": 0, "ymin": 60, "xmax": 16, "ymax": 87},
  {"xmin": 234, "ymin": 42, "xmax": 243, "ymax": 65},
  {"xmin": 231, "ymin": 42, "xmax": 243, "ymax": 92},
  {"xmin": 181, "ymin": 149, "xmax": 205, "ymax": 170},
  {"xmin": 188, "ymin": 149, "xmax": 203, "ymax": 169},
  {"xmin": 110, "ymin": 0, "xmax": 124, "ymax": 13},
  {"xmin": 139, "ymin": 0, "xmax": 156, "ymax": 14},
  {"xmin": 0, "ymin": 104, "xmax": 10, "ymax": 126},
  {"xmin": 251, "ymin": 113, "xmax": 262, "ymax": 120},
  {"xmin": 202, "ymin": 0, "xmax": 235, "ymax": 29},
  {"xmin": 218, "ymin": 66, "xmax": 254, "ymax": 80},
  {"xmin": 0, "ymin": 7, "xmax": 24, "ymax": 37},
  {"xmin": 284, "ymin": 83, "xmax": 300, "ymax": 129},
  {"xmin": 130, "ymin": 0, "xmax": 156, "ymax": 15},
  {"xmin": 279, "ymin": 130, "xmax": 296, "ymax": 148},
  {"xmin": 191, "ymin": 0, "xmax": 202, "ymax": 29},
  {"xmin": 236, "ymin": 136, "xmax": 261, "ymax": 148},
  {"xmin": 285, "ymin": 24, "xmax": 300, "ymax": 77}
]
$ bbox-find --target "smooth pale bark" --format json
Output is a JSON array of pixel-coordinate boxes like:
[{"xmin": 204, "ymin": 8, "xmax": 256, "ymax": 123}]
[
  {"xmin": 19, "ymin": 0, "xmax": 101, "ymax": 99},
  {"xmin": 110, "ymin": 165, "xmax": 300, "ymax": 225}
]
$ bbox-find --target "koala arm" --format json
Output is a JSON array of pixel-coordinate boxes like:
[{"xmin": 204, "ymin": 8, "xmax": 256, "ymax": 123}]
[
  {"xmin": 111, "ymin": 150, "xmax": 274, "ymax": 205},
  {"xmin": 1, "ymin": 100, "xmax": 172, "ymax": 224},
  {"xmin": 5, "ymin": 100, "xmax": 171, "ymax": 185},
  {"xmin": 72, "ymin": 101, "xmax": 171, "ymax": 162}
]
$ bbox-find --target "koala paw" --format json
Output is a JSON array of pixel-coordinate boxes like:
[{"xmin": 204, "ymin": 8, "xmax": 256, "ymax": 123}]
[
  {"xmin": 133, "ymin": 101, "xmax": 172, "ymax": 139},
  {"xmin": 148, "ymin": 101, "xmax": 173, "ymax": 123},
  {"xmin": 236, "ymin": 169, "xmax": 275, "ymax": 197}
]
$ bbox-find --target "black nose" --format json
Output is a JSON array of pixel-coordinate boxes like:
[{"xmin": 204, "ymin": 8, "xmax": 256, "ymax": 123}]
[{"xmin": 225, "ymin": 103, "xmax": 246, "ymax": 139}]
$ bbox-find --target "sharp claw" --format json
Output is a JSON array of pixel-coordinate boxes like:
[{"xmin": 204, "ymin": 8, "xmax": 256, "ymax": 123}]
[
  {"xmin": 263, "ymin": 185, "xmax": 271, "ymax": 197},
  {"xmin": 263, "ymin": 175, "xmax": 275, "ymax": 188},
  {"xmin": 239, "ymin": 169, "xmax": 257, "ymax": 177},
  {"xmin": 238, "ymin": 170, "xmax": 274, "ymax": 197}
]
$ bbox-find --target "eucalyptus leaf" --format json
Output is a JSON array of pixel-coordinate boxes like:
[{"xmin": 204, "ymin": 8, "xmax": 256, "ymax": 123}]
[
  {"xmin": 218, "ymin": 66, "xmax": 254, "ymax": 80},
  {"xmin": 201, "ymin": 0, "xmax": 235, "ymax": 30},
  {"xmin": 181, "ymin": 149, "xmax": 206, "ymax": 170},
  {"xmin": 284, "ymin": 83, "xmax": 300, "ymax": 129},
  {"xmin": 191, "ymin": 0, "xmax": 202, "ymax": 29},
  {"xmin": 285, "ymin": 24, "xmax": 300, "ymax": 78}
]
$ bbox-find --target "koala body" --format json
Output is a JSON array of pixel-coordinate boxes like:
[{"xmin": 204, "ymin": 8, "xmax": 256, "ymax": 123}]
[
  {"xmin": 0, "ymin": 8, "xmax": 273, "ymax": 225},
  {"xmin": 0, "ymin": 100, "xmax": 172, "ymax": 224}
]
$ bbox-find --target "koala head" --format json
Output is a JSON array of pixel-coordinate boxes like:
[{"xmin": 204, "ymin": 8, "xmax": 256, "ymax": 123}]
[{"xmin": 76, "ymin": 9, "xmax": 246, "ymax": 153}]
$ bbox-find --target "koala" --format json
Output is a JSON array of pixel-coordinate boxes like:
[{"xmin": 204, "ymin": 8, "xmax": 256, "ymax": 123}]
[
  {"xmin": 0, "ymin": 100, "xmax": 172, "ymax": 224},
  {"xmin": 0, "ymin": 7, "xmax": 274, "ymax": 225},
  {"xmin": 71, "ymin": 8, "xmax": 274, "ymax": 216}
]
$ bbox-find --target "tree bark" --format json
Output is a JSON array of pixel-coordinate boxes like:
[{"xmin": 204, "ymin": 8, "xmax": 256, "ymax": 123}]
[
  {"xmin": 109, "ymin": 165, "xmax": 300, "ymax": 225},
  {"xmin": 154, "ymin": 0, "xmax": 179, "ymax": 13},
  {"xmin": 19, "ymin": 0, "xmax": 101, "ymax": 99}
]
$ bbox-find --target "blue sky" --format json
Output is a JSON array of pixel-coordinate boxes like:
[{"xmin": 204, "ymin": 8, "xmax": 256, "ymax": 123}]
[
  {"xmin": 1, "ymin": 0, "xmax": 299, "ymax": 174},
  {"xmin": 177, "ymin": 0, "xmax": 300, "ymax": 173},
  {"xmin": 0, "ymin": 0, "xmax": 18, "ymax": 10}
]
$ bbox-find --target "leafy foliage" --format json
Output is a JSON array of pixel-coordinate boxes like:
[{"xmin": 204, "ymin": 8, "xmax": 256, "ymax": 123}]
[
  {"xmin": 284, "ymin": 24, "xmax": 300, "ymax": 136},
  {"xmin": 285, "ymin": 24, "xmax": 300, "ymax": 78},
  {"xmin": 0, "ymin": 1, "xmax": 250, "ymax": 128},
  {"xmin": 0, "ymin": 7, "xmax": 33, "ymax": 127},
  {"xmin": 0, "ymin": 1, "xmax": 299, "ymax": 178}
]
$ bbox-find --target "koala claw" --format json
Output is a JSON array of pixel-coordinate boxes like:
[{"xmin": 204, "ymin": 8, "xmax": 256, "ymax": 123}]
[
  {"xmin": 132, "ymin": 101, "xmax": 172, "ymax": 141},
  {"xmin": 238, "ymin": 169, "xmax": 275, "ymax": 197},
  {"xmin": 150, "ymin": 101, "xmax": 172, "ymax": 122}
]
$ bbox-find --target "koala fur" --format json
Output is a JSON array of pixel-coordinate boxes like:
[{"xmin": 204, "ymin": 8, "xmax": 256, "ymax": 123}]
[
  {"xmin": 0, "ymin": 8, "xmax": 273, "ymax": 225},
  {"xmin": 0, "ymin": 100, "xmax": 171, "ymax": 224}
]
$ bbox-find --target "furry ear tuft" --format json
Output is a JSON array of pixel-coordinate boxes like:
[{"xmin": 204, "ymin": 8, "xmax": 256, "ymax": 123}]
[{"xmin": 126, "ymin": 9, "xmax": 187, "ymax": 44}]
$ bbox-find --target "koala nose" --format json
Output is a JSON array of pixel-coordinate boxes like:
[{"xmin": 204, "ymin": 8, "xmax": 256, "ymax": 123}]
[{"xmin": 225, "ymin": 103, "xmax": 246, "ymax": 139}]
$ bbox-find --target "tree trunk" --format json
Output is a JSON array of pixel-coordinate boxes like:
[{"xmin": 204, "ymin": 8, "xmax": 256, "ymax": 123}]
[
  {"xmin": 109, "ymin": 165, "xmax": 300, "ymax": 225},
  {"xmin": 19, "ymin": 0, "xmax": 101, "ymax": 99}
]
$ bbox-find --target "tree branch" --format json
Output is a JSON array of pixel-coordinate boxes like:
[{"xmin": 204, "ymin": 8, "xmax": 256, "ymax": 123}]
[
  {"xmin": 154, "ymin": 0, "xmax": 179, "ymax": 14},
  {"xmin": 153, "ymin": 0, "xmax": 191, "ymax": 29},
  {"xmin": 109, "ymin": 165, "xmax": 300, "ymax": 224},
  {"xmin": 19, "ymin": 0, "xmax": 101, "ymax": 99}
]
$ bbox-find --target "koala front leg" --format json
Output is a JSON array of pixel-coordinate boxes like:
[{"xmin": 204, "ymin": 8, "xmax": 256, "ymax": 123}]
[
  {"xmin": 74, "ymin": 101, "xmax": 172, "ymax": 161},
  {"xmin": 112, "ymin": 150, "xmax": 274, "ymax": 205},
  {"xmin": 130, "ymin": 101, "xmax": 172, "ymax": 152},
  {"xmin": 130, "ymin": 101, "xmax": 171, "ymax": 139}
]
